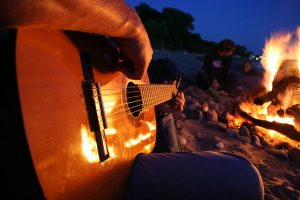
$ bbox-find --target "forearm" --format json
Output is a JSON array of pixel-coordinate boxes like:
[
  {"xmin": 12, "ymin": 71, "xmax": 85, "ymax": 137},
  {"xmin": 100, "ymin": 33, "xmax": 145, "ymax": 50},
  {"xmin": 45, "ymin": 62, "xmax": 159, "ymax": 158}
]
[
  {"xmin": 0, "ymin": 0, "xmax": 153, "ymax": 79},
  {"xmin": 0, "ymin": 0, "xmax": 142, "ymax": 38}
]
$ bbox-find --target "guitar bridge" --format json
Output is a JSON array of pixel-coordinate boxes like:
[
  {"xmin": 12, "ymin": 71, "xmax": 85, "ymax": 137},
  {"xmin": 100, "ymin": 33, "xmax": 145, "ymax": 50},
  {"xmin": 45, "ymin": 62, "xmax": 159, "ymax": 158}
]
[{"xmin": 82, "ymin": 80, "xmax": 109, "ymax": 162}]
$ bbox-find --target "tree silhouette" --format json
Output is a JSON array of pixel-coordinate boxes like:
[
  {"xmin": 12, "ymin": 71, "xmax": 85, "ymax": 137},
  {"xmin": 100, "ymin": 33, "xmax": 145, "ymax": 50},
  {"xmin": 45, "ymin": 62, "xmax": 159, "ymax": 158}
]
[{"xmin": 135, "ymin": 3, "xmax": 252, "ymax": 58}]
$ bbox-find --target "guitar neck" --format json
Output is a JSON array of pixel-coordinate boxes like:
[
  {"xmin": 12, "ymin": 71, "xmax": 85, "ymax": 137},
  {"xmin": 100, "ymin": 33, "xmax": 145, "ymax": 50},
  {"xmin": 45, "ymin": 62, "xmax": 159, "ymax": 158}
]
[{"xmin": 138, "ymin": 84, "xmax": 177, "ymax": 111}]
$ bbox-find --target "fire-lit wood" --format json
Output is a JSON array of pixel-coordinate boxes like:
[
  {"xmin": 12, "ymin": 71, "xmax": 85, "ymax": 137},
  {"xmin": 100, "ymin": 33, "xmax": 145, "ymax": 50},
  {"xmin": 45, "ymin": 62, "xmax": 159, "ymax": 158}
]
[
  {"xmin": 286, "ymin": 104, "xmax": 300, "ymax": 120},
  {"xmin": 254, "ymin": 76, "xmax": 300, "ymax": 105},
  {"xmin": 254, "ymin": 59, "xmax": 300, "ymax": 106},
  {"xmin": 237, "ymin": 108, "xmax": 300, "ymax": 142}
]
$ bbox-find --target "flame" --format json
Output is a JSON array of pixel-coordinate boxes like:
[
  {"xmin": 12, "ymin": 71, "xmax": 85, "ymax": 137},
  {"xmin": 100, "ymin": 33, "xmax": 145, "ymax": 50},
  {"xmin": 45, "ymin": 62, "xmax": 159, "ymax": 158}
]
[
  {"xmin": 261, "ymin": 32, "xmax": 292, "ymax": 91},
  {"xmin": 253, "ymin": 27, "xmax": 299, "ymax": 137},
  {"xmin": 297, "ymin": 27, "xmax": 300, "ymax": 74},
  {"xmin": 238, "ymin": 101, "xmax": 296, "ymax": 138},
  {"xmin": 266, "ymin": 115, "xmax": 295, "ymax": 125},
  {"xmin": 81, "ymin": 125, "xmax": 100, "ymax": 163},
  {"xmin": 231, "ymin": 27, "xmax": 300, "ymax": 146},
  {"xmin": 227, "ymin": 113, "xmax": 244, "ymax": 128}
]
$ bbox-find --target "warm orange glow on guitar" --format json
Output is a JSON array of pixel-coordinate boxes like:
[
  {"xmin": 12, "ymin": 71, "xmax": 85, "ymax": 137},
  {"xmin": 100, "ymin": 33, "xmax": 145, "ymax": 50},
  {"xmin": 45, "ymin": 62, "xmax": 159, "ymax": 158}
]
[{"xmin": 14, "ymin": 28, "xmax": 177, "ymax": 200}]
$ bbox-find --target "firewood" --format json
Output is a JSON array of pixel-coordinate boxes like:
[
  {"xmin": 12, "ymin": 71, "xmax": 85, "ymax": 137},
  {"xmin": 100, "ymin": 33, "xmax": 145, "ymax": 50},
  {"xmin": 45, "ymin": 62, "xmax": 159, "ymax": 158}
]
[
  {"xmin": 286, "ymin": 104, "xmax": 300, "ymax": 120},
  {"xmin": 254, "ymin": 59, "xmax": 300, "ymax": 105},
  {"xmin": 254, "ymin": 76, "xmax": 300, "ymax": 105},
  {"xmin": 237, "ymin": 108, "xmax": 300, "ymax": 142}
]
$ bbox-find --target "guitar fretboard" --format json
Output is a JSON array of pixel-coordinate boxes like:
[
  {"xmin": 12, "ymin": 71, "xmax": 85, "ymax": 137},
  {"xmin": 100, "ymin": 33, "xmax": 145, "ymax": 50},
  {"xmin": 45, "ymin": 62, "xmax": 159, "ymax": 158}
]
[{"xmin": 138, "ymin": 84, "xmax": 177, "ymax": 111}]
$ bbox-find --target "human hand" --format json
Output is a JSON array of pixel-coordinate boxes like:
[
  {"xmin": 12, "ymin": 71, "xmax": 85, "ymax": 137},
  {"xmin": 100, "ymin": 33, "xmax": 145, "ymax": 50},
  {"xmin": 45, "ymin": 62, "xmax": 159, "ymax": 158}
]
[
  {"xmin": 167, "ymin": 80, "xmax": 185, "ymax": 111},
  {"xmin": 116, "ymin": 29, "xmax": 153, "ymax": 80},
  {"xmin": 212, "ymin": 79, "xmax": 220, "ymax": 90},
  {"xmin": 174, "ymin": 91, "xmax": 185, "ymax": 111}
]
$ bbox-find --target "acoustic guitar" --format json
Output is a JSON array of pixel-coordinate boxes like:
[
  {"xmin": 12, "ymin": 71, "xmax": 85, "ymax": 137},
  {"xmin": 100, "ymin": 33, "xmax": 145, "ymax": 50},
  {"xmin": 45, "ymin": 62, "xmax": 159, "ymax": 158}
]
[{"xmin": 1, "ymin": 28, "xmax": 177, "ymax": 199}]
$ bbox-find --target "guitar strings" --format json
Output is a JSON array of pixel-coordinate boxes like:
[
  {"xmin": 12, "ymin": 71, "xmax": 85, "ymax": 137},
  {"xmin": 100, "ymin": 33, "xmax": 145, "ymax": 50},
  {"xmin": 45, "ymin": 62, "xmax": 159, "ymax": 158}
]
[
  {"xmin": 99, "ymin": 86, "xmax": 175, "ymax": 93},
  {"xmin": 84, "ymin": 84, "xmax": 176, "ymax": 122},
  {"xmin": 107, "ymin": 94, "xmax": 169, "ymax": 118},
  {"xmin": 96, "ymin": 86, "xmax": 175, "ymax": 114},
  {"xmin": 86, "ymin": 84, "xmax": 175, "ymax": 98},
  {"xmin": 98, "ymin": 92, "xmax": 172, "ymax": 118},
  {"xmin": 93, "ymin": 92, "xmax": 173, "ymax": 123},
  {"xmin": 91, "ymin": 86, "xmax": 176, "ymax": 111},
  {"xmin": 98, "ymin": 96, "xmax": 170, "ymax": 123},
  {"xmin": 92, "ymin": 84, "xmax": 172, "ymax": 90},
  {"xmin": 109, "ymin": 97, "xmax": 170, "ymax": 122}
]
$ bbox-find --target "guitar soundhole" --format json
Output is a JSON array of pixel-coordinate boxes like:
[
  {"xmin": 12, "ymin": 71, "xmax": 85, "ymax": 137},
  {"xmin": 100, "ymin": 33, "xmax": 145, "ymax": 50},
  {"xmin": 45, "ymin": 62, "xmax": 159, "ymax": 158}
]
[{"xmin": 126, "ymin": 82, "xmax": 143, "ymax": 117}]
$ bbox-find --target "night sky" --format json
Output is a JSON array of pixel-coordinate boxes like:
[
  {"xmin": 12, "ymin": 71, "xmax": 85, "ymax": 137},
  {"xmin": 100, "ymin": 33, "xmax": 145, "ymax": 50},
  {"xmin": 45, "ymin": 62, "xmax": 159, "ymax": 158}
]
[{"xmin": 125, "ymin": 0, "xmax": 300, "ymax": 55}]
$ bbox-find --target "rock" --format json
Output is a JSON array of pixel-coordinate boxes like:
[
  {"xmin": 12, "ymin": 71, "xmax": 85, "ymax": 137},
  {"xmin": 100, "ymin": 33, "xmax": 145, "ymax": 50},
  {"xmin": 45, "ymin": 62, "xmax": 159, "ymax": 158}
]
[
  {"xmin": 281, "ymin": 181, "xmax": 290, "ymax": 188},
  {"xmin": 226, "ymin": 128, "xmax": 239, "ymax": 138},
  {"xmin": 186, "ymin": 103, "xmax": 200, "ymax": 111},
  {"xmin": 200, "ymin": 99, "xmax": 209, "ymax": 112},
  {"xmin": 206, "ymin": 109, "xmax": 218, "ymax": 122},
  {"xmin": 268, "ymin": 149, "xmax": 288, "ymax": 160},
  {"xmin": 185, "ymin": 95, "xmax": 198, "ymax": 105},
  {"xmin": 252, "ymin": 141, "xmax": 263, "ymax": 148},
  {"xmin": 204, "ymin": 121, "xmax": 219, "ymax": 130},
  {"xmin": 180, "ymin": 137, "xmax": 187, "ymax": 145},
  {"xmin": 238, "ymin": 136, "xmax": 251, "ymax": 144},
  {"xmin": 251, "ymin": 135, "xmax": 261, "ymax": 144},
  {"xmin": 198, "ymin": 110, "xmax": 205, "ymax": 121},
  {"xmin": 216, "ymin": 141, "xmax": 224, "ymax": 149},
  {"xmin": 216, "ymin": 122, "xmax": 227, "ymax": 131},
  {"xmin": 261, "ymin": 140, "xmax": 273, "ymax": 149},
  {"xmin": 241, "ymin": 122, "xmax": 257, "ymax": 133},
  {"xmin": 239, "ymin": 125, "xmax": 250, "ymax": 137},
  {"xmin": 256, "ymin": 163, "xmax": 269, "ymax": 172},
  {"xmin": 185, "ymin": 104, "xmax": 201, "ymax": 119},
  {"xmin": 288, "ymin": 147, "xmax": 300, "ymax": 164},
  {"xmin": 275, "ymin": 142, "xmax": 292, "ymax": 150}
]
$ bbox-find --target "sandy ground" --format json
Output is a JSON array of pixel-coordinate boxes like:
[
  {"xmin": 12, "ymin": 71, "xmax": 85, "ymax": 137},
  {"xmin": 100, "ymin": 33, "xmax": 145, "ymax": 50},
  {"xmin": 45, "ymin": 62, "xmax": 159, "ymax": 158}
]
[{"xmin": 154, "ymin": 49, "xmax": 300, "ymax": 200}]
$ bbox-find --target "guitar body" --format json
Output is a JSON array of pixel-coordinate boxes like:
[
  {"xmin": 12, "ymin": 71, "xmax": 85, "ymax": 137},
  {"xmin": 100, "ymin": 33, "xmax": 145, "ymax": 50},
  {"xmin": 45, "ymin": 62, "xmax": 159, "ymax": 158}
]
[{"xmin": 9, "ymin": 28, "xmax": 156, "ymax": 199}]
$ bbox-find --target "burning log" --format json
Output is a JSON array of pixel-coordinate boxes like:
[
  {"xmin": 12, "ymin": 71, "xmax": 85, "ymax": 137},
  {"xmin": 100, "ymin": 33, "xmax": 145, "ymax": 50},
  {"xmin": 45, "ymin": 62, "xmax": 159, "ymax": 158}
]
[
  {"xmin": 254, "ymin": 59, "xmax": 300, "ymax": 106},
  {"xmin": 237, "ymin": 108, "xmax": 300, "ymax": 142},
  {"xmin": 286, "ymin": 104, "xmax": 300, "ymax": 119},
  {"xmin": 254, "ymin": 77, "xmax": 300, "ymax": 105}
]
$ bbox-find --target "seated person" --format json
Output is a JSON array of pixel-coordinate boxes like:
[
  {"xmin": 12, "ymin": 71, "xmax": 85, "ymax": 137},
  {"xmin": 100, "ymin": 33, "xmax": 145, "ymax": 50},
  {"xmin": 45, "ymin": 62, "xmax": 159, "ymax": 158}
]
[
  {"xmin": 237, "ymin": 60, "xmax": 263, "ymax": 92},
  {"xmin": 196, "ymin": 39, "xmax": 236, "ymax": 92},
  {"xmin": 243, "ymin": 60, "xmax": 255, "ymax": 74}
]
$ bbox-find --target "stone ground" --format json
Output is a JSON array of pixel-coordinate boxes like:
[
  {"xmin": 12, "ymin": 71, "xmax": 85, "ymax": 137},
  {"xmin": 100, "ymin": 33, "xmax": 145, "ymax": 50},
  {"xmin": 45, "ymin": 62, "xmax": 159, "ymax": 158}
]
[{"xmin": 154, "ymin": 49, "xmax": 300, "ymax": 200}]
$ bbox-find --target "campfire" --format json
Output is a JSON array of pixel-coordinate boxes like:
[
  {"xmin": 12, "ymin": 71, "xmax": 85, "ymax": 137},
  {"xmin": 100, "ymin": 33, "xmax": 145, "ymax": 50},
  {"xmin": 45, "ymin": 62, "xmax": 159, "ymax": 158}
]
[{"xmin": 229, "ymin": 27, "xmax": 300, "ymax": 148}]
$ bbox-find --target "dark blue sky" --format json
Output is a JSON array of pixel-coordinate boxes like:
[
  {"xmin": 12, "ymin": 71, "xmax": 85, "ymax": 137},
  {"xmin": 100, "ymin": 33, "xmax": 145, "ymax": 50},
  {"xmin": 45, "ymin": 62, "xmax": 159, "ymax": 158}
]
[{"xmin": 125, "ymin": 0, "xmax": 300, "ymax": 55}]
